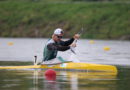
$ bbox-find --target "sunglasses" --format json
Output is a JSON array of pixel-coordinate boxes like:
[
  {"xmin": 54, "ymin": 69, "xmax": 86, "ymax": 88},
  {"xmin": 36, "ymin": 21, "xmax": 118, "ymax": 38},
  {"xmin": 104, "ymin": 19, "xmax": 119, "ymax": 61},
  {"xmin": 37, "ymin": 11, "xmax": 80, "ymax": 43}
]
[{"xmin": 56, "ymin": 35, "xmax": 63, "ymax": 39}]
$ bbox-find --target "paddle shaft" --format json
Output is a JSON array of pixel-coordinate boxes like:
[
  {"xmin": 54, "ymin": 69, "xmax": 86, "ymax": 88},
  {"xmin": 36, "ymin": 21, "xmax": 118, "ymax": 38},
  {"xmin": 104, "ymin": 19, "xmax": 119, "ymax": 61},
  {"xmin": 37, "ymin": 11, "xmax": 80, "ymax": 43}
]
[
  {"xmin": 74, "ymin": 27, "xmax": 84, "ymax": 44},
  {"xmin": 70, "ymin": 27, "xmax": 84, "ymax": 54}
]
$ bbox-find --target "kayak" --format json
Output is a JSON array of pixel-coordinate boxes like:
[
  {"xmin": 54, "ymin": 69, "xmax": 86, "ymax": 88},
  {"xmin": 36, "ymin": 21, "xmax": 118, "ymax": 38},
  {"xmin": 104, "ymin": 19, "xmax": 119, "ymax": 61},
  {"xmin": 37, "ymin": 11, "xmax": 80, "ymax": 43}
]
[{"xmin": 0, "ymin": 62, "xmax": 117, "ymax": 75}]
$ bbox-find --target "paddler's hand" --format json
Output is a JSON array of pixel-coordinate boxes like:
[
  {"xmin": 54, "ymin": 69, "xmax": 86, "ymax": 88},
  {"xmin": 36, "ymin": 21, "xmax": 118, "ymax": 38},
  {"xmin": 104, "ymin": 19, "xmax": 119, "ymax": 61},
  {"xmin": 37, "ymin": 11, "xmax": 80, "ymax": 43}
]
[
  {"xmin": 70, "ymin": 43, "xmax": 76, "ymax": 54},
  {"xmin": 70, "ymin": 43, "xmax": 76, "ymax": 47},
  {"xmin": 73, "ymin": 34, "xmax": 80, "ymax": 39}
]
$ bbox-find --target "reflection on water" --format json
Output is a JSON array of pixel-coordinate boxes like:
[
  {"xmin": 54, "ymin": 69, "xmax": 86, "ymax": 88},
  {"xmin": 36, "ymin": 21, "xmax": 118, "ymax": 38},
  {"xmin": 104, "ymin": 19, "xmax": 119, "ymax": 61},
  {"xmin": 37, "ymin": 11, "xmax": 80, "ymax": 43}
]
[
  {"xmin": 0, "ymin": 65, "xmax": 130, "ymax": 90},
  {"xmin": 58, "ymin": 71, "xmax": 117, "ymax": 90},
  {"xmin": 0, "ymin": 68, "xmax": 117, "ymax": 90}
]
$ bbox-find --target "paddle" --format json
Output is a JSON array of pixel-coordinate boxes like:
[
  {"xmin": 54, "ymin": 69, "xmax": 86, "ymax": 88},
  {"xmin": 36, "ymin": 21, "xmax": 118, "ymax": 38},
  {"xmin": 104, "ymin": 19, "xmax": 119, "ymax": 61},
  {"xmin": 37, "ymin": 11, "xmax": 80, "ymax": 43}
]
[
  {"xmin": 69, "ymin": 27, "xmax": 84, "ymax": 62},
  {"xmin": 70, "ymin": 27, "xmax": 84, "ymax": 54}
]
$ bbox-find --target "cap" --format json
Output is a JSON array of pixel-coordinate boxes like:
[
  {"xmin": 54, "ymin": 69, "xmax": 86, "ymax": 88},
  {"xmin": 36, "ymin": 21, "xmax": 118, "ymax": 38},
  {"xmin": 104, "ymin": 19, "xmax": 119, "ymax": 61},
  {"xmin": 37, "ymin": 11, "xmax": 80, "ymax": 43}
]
[{"xmin": 54, "ymin": 28, "xmax": 63, "ymax": 35}]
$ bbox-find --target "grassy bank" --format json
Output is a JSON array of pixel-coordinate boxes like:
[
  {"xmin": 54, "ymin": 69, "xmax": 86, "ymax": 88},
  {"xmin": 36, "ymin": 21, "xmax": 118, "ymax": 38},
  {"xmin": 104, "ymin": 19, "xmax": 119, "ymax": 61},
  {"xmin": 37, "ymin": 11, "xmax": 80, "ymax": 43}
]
[{"xmin": 0, "ymin": 0, "xmax": 130, "ymax": 40}]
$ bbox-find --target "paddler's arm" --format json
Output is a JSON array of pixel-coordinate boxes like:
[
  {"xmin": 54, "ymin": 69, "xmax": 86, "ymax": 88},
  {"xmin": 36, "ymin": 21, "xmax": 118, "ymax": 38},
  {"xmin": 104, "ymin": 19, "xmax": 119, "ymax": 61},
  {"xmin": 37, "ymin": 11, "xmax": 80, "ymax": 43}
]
[
  {"xmin": 60, "ymin": 38, "xmax": 74, "ymax": 46},
  {"xmin": 60, "ymin": 34, "xmax": 80, "ymax": 46},
  {"xmin": 47, "ymin": 43, "xmax": 70, "ymax": 51}
]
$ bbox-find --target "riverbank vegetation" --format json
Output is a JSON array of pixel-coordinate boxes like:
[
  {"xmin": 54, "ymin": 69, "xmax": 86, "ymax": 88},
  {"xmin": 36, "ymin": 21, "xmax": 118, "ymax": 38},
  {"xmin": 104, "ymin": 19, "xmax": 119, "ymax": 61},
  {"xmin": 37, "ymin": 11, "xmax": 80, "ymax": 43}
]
[{"xmin": 0, "ymin": 0, "xmax": 130, "ymax": 40}]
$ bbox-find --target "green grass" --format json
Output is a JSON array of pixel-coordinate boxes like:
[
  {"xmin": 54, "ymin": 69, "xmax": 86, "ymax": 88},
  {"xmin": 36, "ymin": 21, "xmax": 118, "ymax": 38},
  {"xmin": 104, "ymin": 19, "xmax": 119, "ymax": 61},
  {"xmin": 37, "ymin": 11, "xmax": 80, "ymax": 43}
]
[{"xmin": 0, "ymin": 0, "xmax": 130, "ymax": 39}]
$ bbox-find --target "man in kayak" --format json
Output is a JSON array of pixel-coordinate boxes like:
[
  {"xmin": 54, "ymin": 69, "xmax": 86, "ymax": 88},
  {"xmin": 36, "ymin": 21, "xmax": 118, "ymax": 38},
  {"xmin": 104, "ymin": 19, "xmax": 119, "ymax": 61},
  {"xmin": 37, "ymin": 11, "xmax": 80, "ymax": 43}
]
[{"xmin": 41, "ymin": 28, "xmax": 80, "ymax": 65}]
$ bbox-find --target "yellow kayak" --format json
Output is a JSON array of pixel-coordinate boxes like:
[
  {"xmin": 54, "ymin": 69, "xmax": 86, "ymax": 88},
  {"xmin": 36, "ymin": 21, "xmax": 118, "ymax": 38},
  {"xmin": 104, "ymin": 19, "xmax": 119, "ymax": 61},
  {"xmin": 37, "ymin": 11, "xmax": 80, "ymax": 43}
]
[{"xmin": 0, "ymin": 62, "xmax": 117, "ymax": 75}]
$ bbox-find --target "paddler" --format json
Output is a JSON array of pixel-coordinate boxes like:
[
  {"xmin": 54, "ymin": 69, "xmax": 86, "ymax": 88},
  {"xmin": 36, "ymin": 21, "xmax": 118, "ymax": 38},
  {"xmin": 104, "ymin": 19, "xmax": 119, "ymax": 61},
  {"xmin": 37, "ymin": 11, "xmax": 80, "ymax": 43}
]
[{"xmin": 41, "ymin": 28, "xmax": 80, "ymax": 65}]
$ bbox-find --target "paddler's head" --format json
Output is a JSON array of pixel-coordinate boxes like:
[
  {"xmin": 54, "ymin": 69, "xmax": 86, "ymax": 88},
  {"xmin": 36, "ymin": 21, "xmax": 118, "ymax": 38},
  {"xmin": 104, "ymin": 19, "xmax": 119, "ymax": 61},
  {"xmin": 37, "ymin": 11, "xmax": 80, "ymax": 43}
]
[{"xmin": 52, "ymin": 28, "xmax": 64, "ymax": 42}]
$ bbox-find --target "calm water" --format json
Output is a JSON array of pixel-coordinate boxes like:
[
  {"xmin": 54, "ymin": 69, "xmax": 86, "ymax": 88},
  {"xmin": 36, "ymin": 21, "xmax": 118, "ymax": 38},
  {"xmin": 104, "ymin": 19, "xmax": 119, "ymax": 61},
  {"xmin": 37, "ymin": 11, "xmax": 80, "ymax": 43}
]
[{"xmin": 0, "ymin": 38, "xmax": 130, "ymax": 90}]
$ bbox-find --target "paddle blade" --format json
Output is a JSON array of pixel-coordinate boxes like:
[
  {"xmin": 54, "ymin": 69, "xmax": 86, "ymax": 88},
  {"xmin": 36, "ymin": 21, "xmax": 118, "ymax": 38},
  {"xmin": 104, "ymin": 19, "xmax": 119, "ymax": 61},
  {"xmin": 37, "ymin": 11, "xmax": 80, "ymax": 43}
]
[{"xmin": 68, "ymin": 52, "xmax": 80, "ymax": 63}]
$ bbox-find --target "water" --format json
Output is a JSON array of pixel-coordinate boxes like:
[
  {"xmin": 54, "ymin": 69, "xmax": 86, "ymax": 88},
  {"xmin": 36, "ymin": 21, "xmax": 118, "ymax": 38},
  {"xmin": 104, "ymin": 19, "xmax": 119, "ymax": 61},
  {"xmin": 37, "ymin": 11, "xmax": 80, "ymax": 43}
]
[
  {"xmin": 0, "ymin": 66, "xmax": 130, "ymax": 90},
  {"xmin": 0, "ymin": 38, "xmax": 130, "ymax": 65},
  {"xmin": 0, "ymin": 38, "xmax": 130, "ymax": 90}
]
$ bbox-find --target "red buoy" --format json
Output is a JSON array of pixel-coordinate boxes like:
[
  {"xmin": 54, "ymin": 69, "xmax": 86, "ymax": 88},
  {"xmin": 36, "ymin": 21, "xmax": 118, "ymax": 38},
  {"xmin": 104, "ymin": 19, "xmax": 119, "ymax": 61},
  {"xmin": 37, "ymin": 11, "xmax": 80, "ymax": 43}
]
[{"xmin": 44, "ymin": 69, "xmax": 56, "ymax": 80}]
